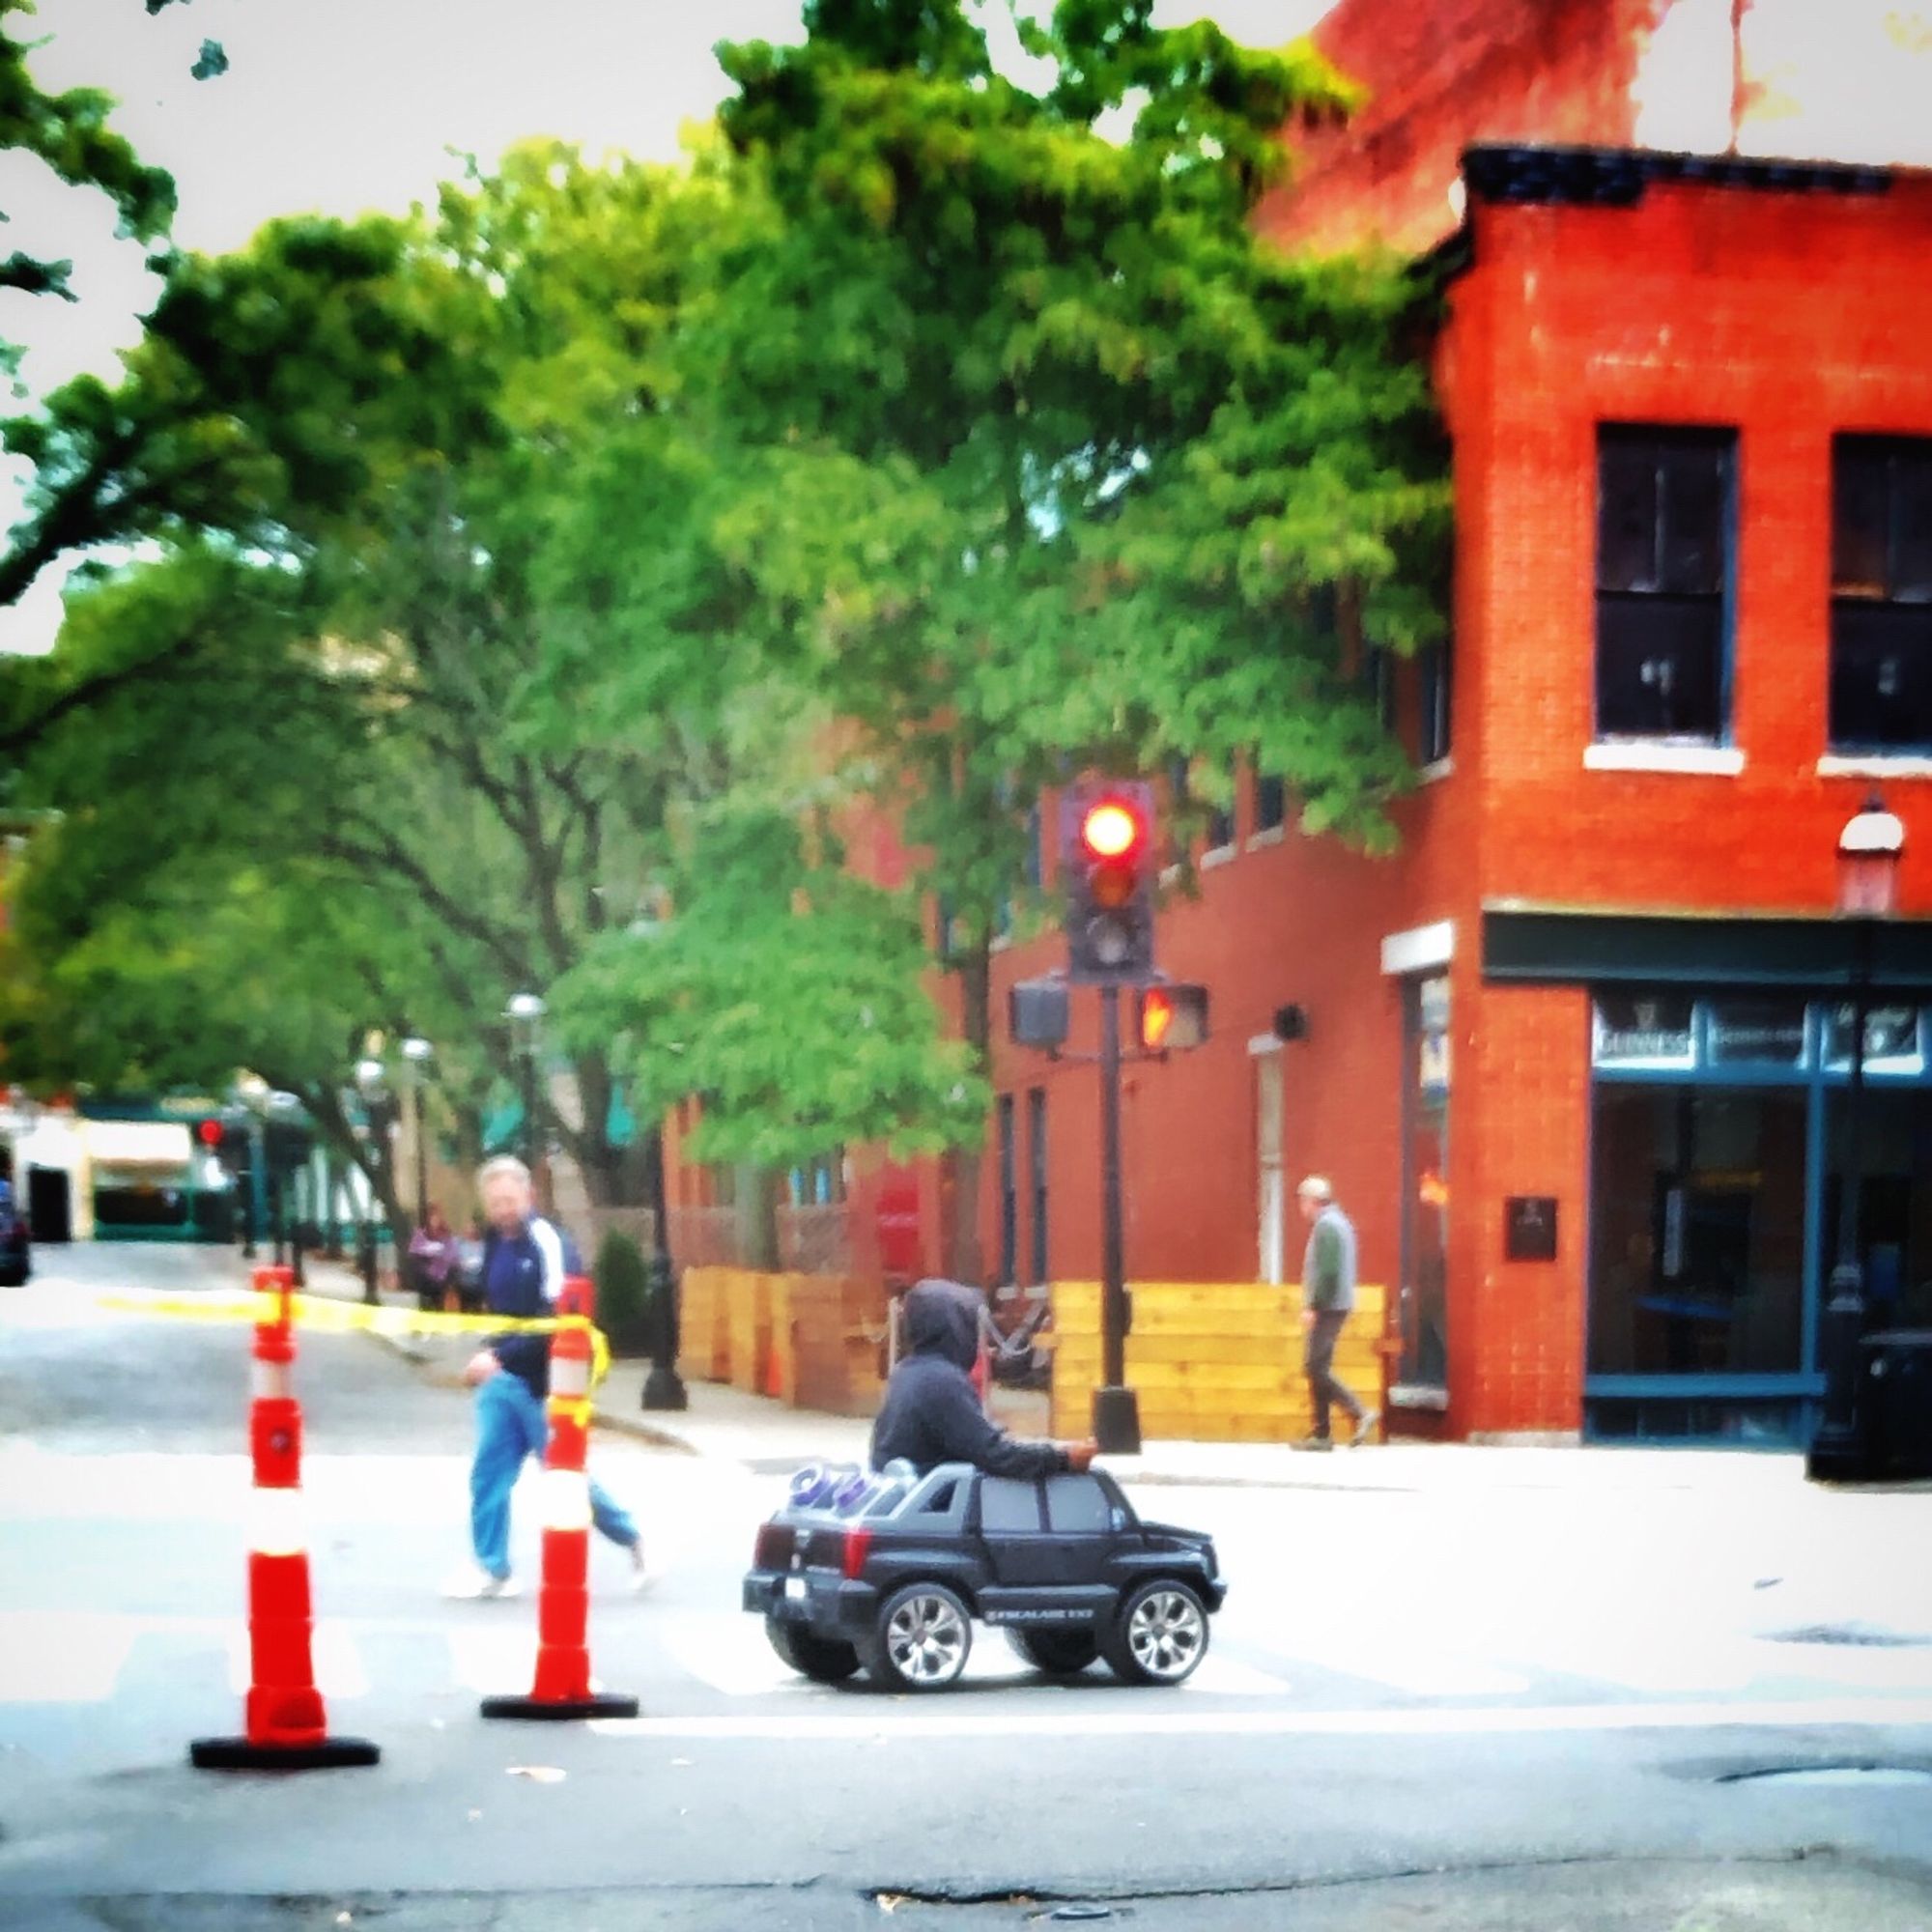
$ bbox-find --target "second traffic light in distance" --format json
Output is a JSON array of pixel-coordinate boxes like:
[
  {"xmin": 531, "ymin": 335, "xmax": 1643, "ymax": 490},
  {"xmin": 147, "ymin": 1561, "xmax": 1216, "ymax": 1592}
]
[
  {"xmin": 1138, "ymin": 982, "xmax": 1209, "ymax": 1053},
  {"xmin": 1062, "ymin": 781, "xmax": 1156, "ymax": 983}
]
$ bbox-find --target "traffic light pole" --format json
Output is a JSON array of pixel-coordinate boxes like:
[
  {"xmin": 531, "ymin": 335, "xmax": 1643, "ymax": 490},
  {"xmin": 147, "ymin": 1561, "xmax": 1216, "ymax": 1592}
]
[{"xmin": 1094, "ymin": 984, "xmax": 1142, "ymax": 1455}]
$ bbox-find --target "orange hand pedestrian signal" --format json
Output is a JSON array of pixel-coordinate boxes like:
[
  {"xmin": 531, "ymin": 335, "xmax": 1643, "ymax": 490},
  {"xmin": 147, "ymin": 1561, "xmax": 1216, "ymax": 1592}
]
[{"xmin": 1136, "ymin": 982, "xmax": 1209, "ymax": 1053}]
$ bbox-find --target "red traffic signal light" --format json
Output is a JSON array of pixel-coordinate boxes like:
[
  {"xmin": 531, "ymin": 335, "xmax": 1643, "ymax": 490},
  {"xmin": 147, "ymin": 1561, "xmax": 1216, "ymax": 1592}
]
[
  {"xmin": 1138, "ymin": 982, "xmax": 1208, "ymax": 1053},
  {"xmin": 196, "ymin": 1118, "xmax": 224, "ymax": 1149},
  {"xmin": 1063, "ymin": 782, "xmax": 1156, "ymax": 982}
]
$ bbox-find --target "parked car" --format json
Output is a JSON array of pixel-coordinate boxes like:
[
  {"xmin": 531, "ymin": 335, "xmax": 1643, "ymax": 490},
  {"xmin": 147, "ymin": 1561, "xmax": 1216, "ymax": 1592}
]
[
  {"xmin": 743, "ymin": 1461, "xmax": 1225, "ymax": 1693},
  {"xmin": 0, "ymin": 1199, "xmax": 30, "ymax": 1286}
]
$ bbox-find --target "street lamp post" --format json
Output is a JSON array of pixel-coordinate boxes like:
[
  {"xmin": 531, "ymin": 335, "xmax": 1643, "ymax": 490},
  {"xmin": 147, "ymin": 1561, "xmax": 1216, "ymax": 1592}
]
[
  {"xmin": 506, "ymin": 993, "xmax": 546, "ymax": 1192},
  {"xmin": 1808, "ymin": 793, "xmax": 1905, "ymax": 1483},
  {"xmin": 401, "ymin": 1036, "xmax": 433, "ymax": 1230},
  {"xmin": 354, "ymin": 1054, "xmax": 389, "ymax": 1306},
  {"xmin": 640, "ymin": 1122, "xmax": 688, "ymax": 1412}
]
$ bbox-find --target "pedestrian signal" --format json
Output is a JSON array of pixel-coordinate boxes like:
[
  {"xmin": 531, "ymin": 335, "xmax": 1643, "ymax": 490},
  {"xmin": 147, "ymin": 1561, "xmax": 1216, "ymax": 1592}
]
[{"xmin": 1138, "ymin": 982, "xmax": 1208, "ymax": 1053}]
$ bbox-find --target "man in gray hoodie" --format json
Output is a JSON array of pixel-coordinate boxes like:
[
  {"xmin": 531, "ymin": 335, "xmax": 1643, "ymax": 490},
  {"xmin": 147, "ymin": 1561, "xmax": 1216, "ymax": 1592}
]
[{"xmin": 1296, "ymin": 1177, "xmax": 1379, "ymax": 1451}]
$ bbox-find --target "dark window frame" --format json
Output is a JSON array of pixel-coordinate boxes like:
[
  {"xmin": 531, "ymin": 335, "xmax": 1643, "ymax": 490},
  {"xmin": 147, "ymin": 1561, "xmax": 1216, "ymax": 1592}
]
[
  {"xmin": 996, "ymin": 1093, "xmax": 1017, "ymax": 1287},
  {"xmin": 1027, "ymin": 1086, "xmax": 1048, "ymax": 1285},
  {"xmin": 1253, "ymin": 769, "xmax": 1287, "ymax": 834},
  {"xmin": 1830, "ymin": 434, "xmax": 1932, "ymax": 753},
  {"xmin": 1594, "ymin": 424, "xmax": 1738, "ymax": 746}
]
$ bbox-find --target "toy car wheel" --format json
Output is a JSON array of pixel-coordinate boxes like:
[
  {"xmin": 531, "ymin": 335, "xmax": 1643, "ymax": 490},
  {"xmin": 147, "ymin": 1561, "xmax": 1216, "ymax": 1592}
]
[
  {"xmin": 1008, "ymin": 1628, "xmax": 1100, "ymax": 1676},
  {"xmin": 1102, "ymin": 1578, "xmax": 1208, "ymax": 1687},
  {"xmin": 865, "ymin": 1582, "xmax": 973, "ymax": 1692},
  {"xmin": 765, "ymin": 1618, "xmax": 862, "ymax": 1685}
]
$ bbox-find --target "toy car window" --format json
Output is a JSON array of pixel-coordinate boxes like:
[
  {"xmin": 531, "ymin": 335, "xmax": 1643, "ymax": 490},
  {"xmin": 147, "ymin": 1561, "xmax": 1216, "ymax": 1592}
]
[
  {"xmin": 922, "ymin": 1478, "xmax": 959, "ymax": 1515},
  {"xmin": 1044, "ymin": 1475, "xmax": 1110, "ymax": 1532},
  {"xmin": 1045, "ymin": 1475, "xmax": 1111, "ymax": 1533},
  {"xmin": 979, "ymin": 1478, "xmax": 1042, "ymax": 1533}
]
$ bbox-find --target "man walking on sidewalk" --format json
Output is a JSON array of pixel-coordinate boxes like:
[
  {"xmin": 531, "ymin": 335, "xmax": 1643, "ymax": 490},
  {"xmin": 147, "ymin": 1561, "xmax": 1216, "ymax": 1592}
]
[
  {"xmin": 441, "ymin": 1156, "xmax": 646, "ymax": 1599},
  {"xmin": 1295, "ymin": 1176, "xmax": 1378, "ymax": 1452}
]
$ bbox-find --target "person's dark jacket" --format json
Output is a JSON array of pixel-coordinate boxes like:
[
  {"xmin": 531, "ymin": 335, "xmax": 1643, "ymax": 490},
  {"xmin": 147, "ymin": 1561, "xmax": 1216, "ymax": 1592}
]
[
  {"xmin": 870, "ymin": 1279, "xmax": 1069, "ymax": 1478},
  {"xmin": 482, "ymin": 1219, "xmax": 559, "ymax": 1398}
]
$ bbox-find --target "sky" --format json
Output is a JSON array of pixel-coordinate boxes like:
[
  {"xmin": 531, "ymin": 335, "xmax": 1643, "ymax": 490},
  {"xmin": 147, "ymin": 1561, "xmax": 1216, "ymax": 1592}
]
[{"xmin": 0, "ymin": 0, "xmax": 1330, "ymax": 652}]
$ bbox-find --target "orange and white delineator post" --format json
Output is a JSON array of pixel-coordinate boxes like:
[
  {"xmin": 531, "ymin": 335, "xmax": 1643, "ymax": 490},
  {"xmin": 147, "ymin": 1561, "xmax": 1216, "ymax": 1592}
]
[
  {"xmin": 190, "ymin": 1266, "xmax": 380, "ymax": 1771},
  {"xmin": 481, "ymin": 1294, "xmax": 639, "ymax": 1721}
]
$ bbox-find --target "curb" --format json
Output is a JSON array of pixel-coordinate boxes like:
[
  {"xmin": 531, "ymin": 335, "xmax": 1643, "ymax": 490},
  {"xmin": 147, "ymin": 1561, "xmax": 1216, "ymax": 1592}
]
[{"xmin": 591, "ymin": 1409, "xmax": 702, "ymax": 1457}]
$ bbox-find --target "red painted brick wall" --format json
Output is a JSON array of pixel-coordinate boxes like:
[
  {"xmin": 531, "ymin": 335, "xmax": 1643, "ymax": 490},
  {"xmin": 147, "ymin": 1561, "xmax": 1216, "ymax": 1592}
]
[{"xmin": 1259, "ymin": 0, "xmax": 1660, "ymax": 256}]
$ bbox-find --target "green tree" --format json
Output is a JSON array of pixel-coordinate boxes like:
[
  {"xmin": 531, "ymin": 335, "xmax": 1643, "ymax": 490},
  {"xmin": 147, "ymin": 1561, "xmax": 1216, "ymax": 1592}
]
[
  {"xmin": 1, "ymin": 141, "xmax": 986, "ymax": 1239},
  {"xmin": 555, "ymin": 0, "xmax": 1450, "ymax": 1276}
]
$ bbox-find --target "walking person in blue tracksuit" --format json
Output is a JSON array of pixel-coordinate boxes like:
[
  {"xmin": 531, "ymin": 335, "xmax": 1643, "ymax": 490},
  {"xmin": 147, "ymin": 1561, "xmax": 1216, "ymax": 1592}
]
[{"xmin": 441, "ymin": 1155, "xmax": 647, "ymax": 1599}]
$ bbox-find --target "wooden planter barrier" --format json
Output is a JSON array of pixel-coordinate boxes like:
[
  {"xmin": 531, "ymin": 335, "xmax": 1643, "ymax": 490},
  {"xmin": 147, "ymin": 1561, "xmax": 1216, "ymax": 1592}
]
[
  {"xmin": 1049, "ymin": 1280, "xmax": 1392, "ymax": 1443},
  {"xmin": 682, "ymin": 1266, "xmax": 889, "ymax": 1414},
  {"xmin": 675, "ymin": 1265, "xmax": 732, "ymax": 1384}
]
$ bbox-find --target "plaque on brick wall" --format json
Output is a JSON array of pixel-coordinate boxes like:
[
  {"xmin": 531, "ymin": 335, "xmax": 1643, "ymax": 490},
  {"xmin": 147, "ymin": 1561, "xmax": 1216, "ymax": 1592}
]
[{"xmin": 1504, "ymin": 1196, "xmax": 1558, "ymax": 1263}]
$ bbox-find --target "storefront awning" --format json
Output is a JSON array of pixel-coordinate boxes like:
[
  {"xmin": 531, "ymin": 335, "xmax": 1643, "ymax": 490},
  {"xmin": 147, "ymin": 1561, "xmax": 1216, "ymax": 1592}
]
[{"xmin": 1484, "ymin": 906, "xmax": 1932, "ymax": 990}]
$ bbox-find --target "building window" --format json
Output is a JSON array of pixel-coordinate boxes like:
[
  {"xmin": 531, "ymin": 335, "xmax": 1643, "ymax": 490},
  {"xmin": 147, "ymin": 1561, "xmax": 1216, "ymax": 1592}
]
[
  {"xmin": 1205, "ymin": 757, "xmax": 1236, "ymax": 853},
  {"xmin": 1595, "ymin": 426, "xmax": 1735, "ymax": 744},
  {"xmin": 1417, "ymin": 634, "xmax": 1452, "ymax": 766},
  {"xmin": 1022, "ymin": 802, "xmax": 1043, "ymax": 892},
  {"xmin": 1027, "ymin": 1087, "xmax": 1048, "ymax": 1285},
  {"xmin": 1254, "ymin": 770, "xmax": 1286, "ymax": 834},
  {"xmin": 1165, "ymin": 756, "xmax": 1191, "ymax": 867},
  {"xmin": 1831, "ymin": 436, "xmax": 1932, "ymax": 751},
  {"xmin": 996, "ymin": 1094, "xmax": 1017, "ymax": 1287}
]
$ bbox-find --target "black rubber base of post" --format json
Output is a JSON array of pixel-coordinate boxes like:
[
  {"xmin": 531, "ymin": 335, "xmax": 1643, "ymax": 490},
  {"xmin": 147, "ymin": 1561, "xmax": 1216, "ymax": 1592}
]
[
  {"xmin": 640, "ymin": 1365, "xmax": 689, "ymax": 1411},
  {"xmin": 189, "ymin": 1735, "xmax": 381, "ymax": 1771},
  {"xmin": 1094, "ymin": 1385, "xmax": 1143, "ymax": 1456},
  {"xmin": 479, "ymin": 1692, "xmax": 640, "ymax": 1721}
]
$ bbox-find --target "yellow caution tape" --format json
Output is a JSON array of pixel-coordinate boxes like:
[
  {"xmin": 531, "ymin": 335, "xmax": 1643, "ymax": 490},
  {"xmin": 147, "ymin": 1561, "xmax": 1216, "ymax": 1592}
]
[{"xmin": 92, "ymin": 1289, "xmax": 614, "ymax": 1389}]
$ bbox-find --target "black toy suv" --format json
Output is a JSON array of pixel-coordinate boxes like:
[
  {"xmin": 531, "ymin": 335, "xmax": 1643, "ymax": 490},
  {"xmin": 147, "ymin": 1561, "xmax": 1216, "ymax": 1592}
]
[{"xmin": 743, "ymin": 1462, "xmax": 1225, "ymax": 1693}]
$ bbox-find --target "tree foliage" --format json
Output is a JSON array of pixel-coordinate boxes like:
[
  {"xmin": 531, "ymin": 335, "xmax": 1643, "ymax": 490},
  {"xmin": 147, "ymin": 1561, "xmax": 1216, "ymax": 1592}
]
[{"xmin": 0, "ymin": 0, "xmax": 1450, "ymax": 1276}]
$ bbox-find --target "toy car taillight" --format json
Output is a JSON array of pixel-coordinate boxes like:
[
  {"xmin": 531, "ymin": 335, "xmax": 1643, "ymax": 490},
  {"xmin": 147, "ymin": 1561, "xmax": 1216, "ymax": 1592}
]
[
  {"xmin": 840, "ymin": 1528, "xmax": 873, "ymax": 1580},
  {"xmin": 754, "ymin": 1522, "xmax": 795, "ymax": 1569}
]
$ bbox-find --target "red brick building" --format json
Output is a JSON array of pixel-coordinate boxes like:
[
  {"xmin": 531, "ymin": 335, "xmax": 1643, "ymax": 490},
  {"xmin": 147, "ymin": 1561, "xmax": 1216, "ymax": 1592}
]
[
  {"xmin": 977, "ymin": 139, "xmax": 1932, "ymax": 1448},
  {"xmin": 668, "ymin": 9, "xmax": 1932, "ymax": 1450}
]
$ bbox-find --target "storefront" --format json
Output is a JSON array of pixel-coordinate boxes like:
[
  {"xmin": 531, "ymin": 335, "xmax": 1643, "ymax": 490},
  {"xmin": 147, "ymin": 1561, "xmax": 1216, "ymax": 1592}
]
[{"xmin": 1488, "ymin": 909, "xmax": 1932, "ymax": 1447}]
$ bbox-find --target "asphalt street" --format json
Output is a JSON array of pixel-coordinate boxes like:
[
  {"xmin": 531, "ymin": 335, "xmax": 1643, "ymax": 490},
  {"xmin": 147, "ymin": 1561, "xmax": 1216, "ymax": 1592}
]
[{"xmin": 2, "ymin": 1242, "xmax": 1931, "ymax": 1930}]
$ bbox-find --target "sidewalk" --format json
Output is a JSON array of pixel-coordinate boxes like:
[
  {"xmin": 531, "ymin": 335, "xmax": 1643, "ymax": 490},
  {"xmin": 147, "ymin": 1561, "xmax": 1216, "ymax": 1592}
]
[{"xmin": 348, "ymin": 1289, "xmax": 1923, "ymax": 1503}]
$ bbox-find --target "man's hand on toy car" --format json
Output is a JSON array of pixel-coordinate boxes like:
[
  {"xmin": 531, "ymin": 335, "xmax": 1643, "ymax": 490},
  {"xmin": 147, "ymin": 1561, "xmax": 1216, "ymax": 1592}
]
[{"xmin": 1063, "ymin": 1439, "xmax": 1099, "ymax": 1472}]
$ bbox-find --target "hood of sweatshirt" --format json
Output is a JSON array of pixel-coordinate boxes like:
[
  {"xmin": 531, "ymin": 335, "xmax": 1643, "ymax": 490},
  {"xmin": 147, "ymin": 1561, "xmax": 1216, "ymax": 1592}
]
[{"xmin": 900, "ymin": 1278, "xmax": 981, "ymax": 1372}]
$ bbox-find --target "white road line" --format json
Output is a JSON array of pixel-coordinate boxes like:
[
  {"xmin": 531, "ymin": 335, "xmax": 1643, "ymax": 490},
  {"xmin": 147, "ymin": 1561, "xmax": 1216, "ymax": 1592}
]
[
  {"xmin": 445, "ymin": 1625, "xmax": 538, "ymax": 1696},
  {"xmin": 225, "ymin": 1619, "xmax": 369, "ymax": 1698},
  {"xmin": 661, "ymin": 1613, "xmax": 803, "ymax": 1699},
  {"xmin": 1222, "ymin": 1614, "xmax": 1527, "ymax": 1697},
  {"xmin": 0, "ymin": 1612, "xmax": 141, "ymax": 1704},
  {"xmin": 587, "ymin": 1692, "xmax": 1932, "ymax": 1744}
]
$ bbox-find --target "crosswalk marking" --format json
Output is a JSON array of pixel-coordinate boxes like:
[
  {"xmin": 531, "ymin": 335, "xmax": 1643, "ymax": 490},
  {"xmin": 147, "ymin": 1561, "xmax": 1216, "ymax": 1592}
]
[
  {"xmin": 586, "ymin": 1692, "xmax": 1932, "ymax": 1744},
  {"xmin": 1, "ymin": 1605, "xmax": 1925, "ymax": 1716},
  {"xmin": 0, "ymin": 1612, "xmax": 142, "ymax": 1704},
  {"xmin": 445, "ymin": 1626, "xmax": 537, "ymax": 1695}
]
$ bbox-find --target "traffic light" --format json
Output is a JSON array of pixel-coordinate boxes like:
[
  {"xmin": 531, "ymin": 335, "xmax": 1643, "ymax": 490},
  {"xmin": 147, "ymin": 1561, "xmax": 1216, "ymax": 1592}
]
[
  {"xmin": 1138, "ymin": 982, "xmax": 1209, "ymax": 1053},
  {"xmin": 1062, "ymin": 781, "xmax": 1156, "ymax": 984}
]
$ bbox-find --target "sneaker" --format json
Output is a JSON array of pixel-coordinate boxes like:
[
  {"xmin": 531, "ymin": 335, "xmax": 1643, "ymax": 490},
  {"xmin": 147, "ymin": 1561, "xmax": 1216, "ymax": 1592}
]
[
  {"xmin": 1350, "ymin": 1408, "xmax": 1381, "ymax": 1447},
  {"xmin": 1293, "ymin": 1434, "xmax": 1334, "ymax": 1453},
  {"xmin": 441, "ymin": 1564, "xmax": 519, "ymax": 1601},
  {"xmin": 625, "ymin": 1542, "xmax": 654, "ymax": 1595}
]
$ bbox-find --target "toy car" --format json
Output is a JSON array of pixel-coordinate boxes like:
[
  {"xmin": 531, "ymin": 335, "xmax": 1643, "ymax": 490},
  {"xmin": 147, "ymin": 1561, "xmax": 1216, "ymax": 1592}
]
[{"xmin": 743, "ymin": 1461, "xmax": 1225, "ymax": 1693}]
